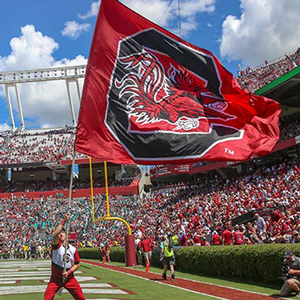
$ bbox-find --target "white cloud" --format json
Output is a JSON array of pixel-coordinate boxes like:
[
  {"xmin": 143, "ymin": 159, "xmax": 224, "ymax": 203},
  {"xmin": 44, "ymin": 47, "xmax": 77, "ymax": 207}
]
[
  {"xmin": 0, "ymin": 123, "xmax": 10, "ymax": 132},
  {"xmin": 0, "ymin": 25, "xmax": 87, "ymax": 128},
  {"xmin": 179, "ymin": 0, "xmax": 215, "ymax": 17},
  {"xmin": 123, "ymin": 0, "xmax": 215, "ymax": 34},
  {"xmin": 178, "ymin": 21, "xmax": 198, "ymax": 37},
  {"xmin": 78, "ymin": 1, "xmax": 101, "ymax": 19},
  {"xmin": 122, "ymin": 0, "xmax": 174, "ymax": 27},
  {"xmin": 61, "ymin": 21, "xmax": 90, "ymax": 39},
  {"xmin": 54, "ymin": 55, "xmax": 87, "ymax": 67},
  {"xmin": 78, "ymin": 0, "xmax": 215, "ymax": 36},
  {"xmin": 3, "ymin": 25, "xmax": 58, "ymax": 71},
  {"xmin": 220, "ymin": 0, "xmax": 300, "ymax": 67}
]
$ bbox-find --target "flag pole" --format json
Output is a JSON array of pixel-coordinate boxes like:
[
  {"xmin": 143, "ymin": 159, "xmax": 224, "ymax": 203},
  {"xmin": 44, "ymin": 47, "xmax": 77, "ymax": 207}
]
[
  {"xmin": 63, "ymin": 145, "xmax": 76, "ymax": 278},
  {"xmin": 178, "ymin": 0, "xmax": 181, "ymax": 37},
  {"xmin": 89, "ymin": 156, "xmax": 95, "ymax": 223}
]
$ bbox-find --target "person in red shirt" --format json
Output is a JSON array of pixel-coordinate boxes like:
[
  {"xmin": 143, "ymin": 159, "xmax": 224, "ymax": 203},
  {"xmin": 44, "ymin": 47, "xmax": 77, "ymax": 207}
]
[
  {"xmin": 140, "ymin": 236, "xmax": 154, "ymax": 271},
  {"xmin": 100, "ymin": 244, "xmax": 106, "ymax": 263},
  {"xmin": 271, "ymin": 210, "xmax": 283, "ymax": 222},
  {"xmin": 193, "ymin": 233, "xmax": 201, "ymax": 246},
  {"xmin": 233, "ymin": 225, "xmax": 244, "ymax": 245},
  {"xmin": 43, "ymin": 214, "xmax": 85, "ymax": 300},
  {"xmin": 105, "ymin": 241, "xmax": 111, "ymax": 262},
  {"xmin": 222, "ymin": 226, "xmax": 233, "ymax": 245},
  {"xmin": 272, "ymin": 222, "xmax": 281, "ymax": 237},
  {"xmin": 179, "ymin": 231, "xmax": 188, "ymax": 246},
  {"xmin": 212, "ymin": 230, "xmax": 221, "ymax": 245}
]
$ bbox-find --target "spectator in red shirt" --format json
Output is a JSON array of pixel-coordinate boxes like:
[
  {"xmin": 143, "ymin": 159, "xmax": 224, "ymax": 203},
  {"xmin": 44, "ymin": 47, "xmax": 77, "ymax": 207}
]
[
  {"xmin": 179, "ymin": 231, "xmax": 188, "ymax": 246},
  {"xmin": 233, "ymin": 225, "xmax": 244, "ymax": 245},
  {"xmin": 105, "ymin": 241, "xmax": 111, "ymax": 263},
  {"xmin": 212, "ymin": 230, "xmax": 221, "ymax": 245},
  {"xmin": 222, "ymin": 226, "xmax": 233, "ymax": 245},
  {"xmin": 100, "ymin": 244, "xmax": 106, "ymax": 263},
  {"xmin": 139, "ymin": 236, "xmax": 154, "ymax": 271},
  {"xmin": 193, "ymin": 233, "xmax": 201, "ymax": 246}
]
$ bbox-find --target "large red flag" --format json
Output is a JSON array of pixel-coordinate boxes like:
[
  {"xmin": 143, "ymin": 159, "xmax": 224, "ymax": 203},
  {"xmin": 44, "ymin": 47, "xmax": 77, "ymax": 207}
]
[{"xmin": 75, "ymin": 0, "xmax": 281, "ymax": 165}]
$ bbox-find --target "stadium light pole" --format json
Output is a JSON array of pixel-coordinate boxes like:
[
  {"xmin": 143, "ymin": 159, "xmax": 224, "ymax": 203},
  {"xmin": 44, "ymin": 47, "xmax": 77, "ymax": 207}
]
[
  {"xmin": 65, "ymin": 80, "xmax": 77, "ymax": 126},
  {"xmin": 0, "ymin": 65, "xmax": 86, "ymax": 130},
  {"xmin": 4, "ymin": 85, "xmax": 15, "ymax": 131},
  {"xmin": 14, "ymin": 84, "xmax": 25, "ymax": 130}
]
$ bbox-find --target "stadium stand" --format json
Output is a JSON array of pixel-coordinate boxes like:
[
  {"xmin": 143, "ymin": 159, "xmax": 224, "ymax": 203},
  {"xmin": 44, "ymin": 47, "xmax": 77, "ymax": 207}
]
[
  {"xmin": 1, "ymin": 154, "xmax": 300, "ymax": 258},
  {"xmin": 1, "ymin": 48, "xmax": 300, "ymax": 258},
  {"xmin": 236, "ymin": 47, "xmax": 300, "ymax": 92},
  {"xmin": 0, "ymin": 127, "xmax": 83, "ymax": 165}
]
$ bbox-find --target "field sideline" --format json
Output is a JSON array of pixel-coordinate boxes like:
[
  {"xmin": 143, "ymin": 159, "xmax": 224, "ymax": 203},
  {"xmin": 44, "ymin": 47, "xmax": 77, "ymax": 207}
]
[{"xmin": 0, "ymin": 259, "xmax": 294, "ymax": 299}]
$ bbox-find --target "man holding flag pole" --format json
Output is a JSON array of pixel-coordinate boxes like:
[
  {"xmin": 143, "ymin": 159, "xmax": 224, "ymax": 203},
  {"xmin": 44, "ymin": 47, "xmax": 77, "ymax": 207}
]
[{"xmin": 43, "ymin": 214, "xmax": 85, "ymax": 300}]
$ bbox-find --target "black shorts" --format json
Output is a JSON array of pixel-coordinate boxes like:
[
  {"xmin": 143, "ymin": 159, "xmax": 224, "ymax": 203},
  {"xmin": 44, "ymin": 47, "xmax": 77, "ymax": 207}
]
[{"xmin": 164, "ymin": 255, "xmax": 175, "ymax": 266}]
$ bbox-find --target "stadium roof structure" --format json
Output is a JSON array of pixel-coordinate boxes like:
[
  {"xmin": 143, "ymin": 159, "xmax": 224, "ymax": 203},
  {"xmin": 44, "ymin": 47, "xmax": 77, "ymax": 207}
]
[
  {"xmin": 255, "ymin": 65, "xmax": 300, "ymax": 107},
  {"xmin": 0, "ymin": 65, "xmax": 86, "ymax": 130}
]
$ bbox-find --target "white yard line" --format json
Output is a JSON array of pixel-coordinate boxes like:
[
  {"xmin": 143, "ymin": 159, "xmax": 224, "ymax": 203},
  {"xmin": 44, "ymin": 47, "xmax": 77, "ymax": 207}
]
[
  {"xmin": 0, "ymin": 271, "xmax": 82, "ymax": 276},
  {"xmin": 0, "ymin": 281, "xmax": 16, "ymax": 284},
  {"xmin": 0, "ymin": 285, "xmax": 128, "ymax": 296},
  {"xmin": 0, "ymin": 273, "xmax": 50, "ymax": 277},
  {"xmin": 0, "ymin": 268, "xmax": 49, "ymax": 271},
  {"xmin": 0, "ymin": 276, "xmax": 96, "ymax": 282}
]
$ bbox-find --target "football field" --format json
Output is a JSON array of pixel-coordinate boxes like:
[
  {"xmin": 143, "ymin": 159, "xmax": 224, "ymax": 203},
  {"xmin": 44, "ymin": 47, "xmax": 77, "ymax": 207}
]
[{"xmin": 0, "ymin": 259, "xmax": 288, "ymax": 300}]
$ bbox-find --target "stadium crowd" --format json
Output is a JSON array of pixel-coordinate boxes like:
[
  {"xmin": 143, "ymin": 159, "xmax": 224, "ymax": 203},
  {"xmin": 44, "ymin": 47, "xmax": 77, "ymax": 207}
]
[
  {"xmin": 236, "ymin": 47, "xmax": 300, "ymax": 92},
  {"xmin": 131, "ymin": 156, "xmax": 300, "ymax": 247},
  {"xmin": 1, "ymin": 47, "xmax": 300, "ymax": 257},
  {"xmin": 0, "ymin": 127, "xmax": 87, "ymax": 165},
  {"xmin": 0, "ymin": 114, "xmax": 300, "ymax": 167},
  {"xmin": 280, "ymin": 117, "xmax": 300, "ymax": 142},
  {"xmin": 2, "ymin": 177, "xmax": 138, "ymax": 193},
  {"xmin": 1, "ymin": 155, "xmax": 300, "ymax": 258}
]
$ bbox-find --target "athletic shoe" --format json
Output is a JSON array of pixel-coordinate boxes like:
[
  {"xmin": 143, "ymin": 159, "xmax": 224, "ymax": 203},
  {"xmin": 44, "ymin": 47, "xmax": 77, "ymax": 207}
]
[
  {"xmin": 171, "ymin": 273, "xmax": 175, "ymax": 280},
  {"xmin": 162, "ymin": 273, "xmax": 167, "ymax": 280}
]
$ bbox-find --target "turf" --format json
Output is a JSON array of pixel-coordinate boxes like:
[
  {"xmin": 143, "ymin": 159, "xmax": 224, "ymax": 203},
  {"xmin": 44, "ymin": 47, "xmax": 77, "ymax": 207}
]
[
  {"xmin": 1, "ymin": 259, "xmax": 296, "ymax": 299},
  {"xmin": 97, "ymin": 261, "xmax": 283, "ymax": 298},
  {"xmin": 0, "ymin": 260, "xmax": 217, "ymax": 300}
]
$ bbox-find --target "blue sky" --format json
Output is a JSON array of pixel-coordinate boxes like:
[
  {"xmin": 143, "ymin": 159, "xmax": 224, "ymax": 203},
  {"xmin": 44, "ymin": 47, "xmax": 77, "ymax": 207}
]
[{"xmin": 0, "ymin": 0, "xmax": 299, "ymax": 130}]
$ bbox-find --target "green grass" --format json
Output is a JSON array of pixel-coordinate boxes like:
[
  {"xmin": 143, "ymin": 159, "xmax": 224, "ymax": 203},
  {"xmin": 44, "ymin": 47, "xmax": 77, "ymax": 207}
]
[
  {"xmin": 0, "ymin": 260, "xmax": 216, "ymax": 300},
  {"xmin": 1, "ymin": 259, "xmax": 298, "ymax": 299},
  {"xmin": 95, "ymin": 261, "xmax": 282, "ymax": 296}
]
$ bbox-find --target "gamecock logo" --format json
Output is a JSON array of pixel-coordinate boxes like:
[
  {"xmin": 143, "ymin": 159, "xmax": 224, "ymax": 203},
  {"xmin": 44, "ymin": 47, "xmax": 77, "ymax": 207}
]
[{"xmin": 105, "ymin": 29, "xmax": 242, "ymax": 161}]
